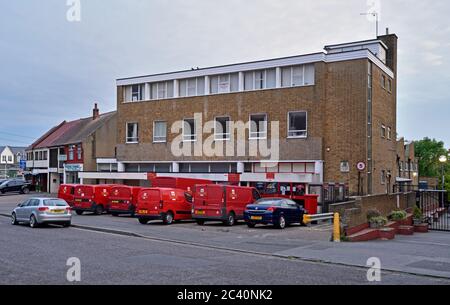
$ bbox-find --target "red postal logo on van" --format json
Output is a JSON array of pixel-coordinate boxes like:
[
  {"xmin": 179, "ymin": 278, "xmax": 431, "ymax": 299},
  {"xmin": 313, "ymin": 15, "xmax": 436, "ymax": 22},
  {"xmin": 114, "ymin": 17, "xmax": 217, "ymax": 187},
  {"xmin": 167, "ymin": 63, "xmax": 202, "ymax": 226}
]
[
  {"xmin": 231, "ymin": 189, "xmax": 237, "ymax": 200},
  {"xmin": 63, "ymin": 187, "xmax": 67, "ymax": 193},
  {"xmin": 113, "ymin": 189, "xmax": 119, "ymax": 196},
  {"xmin": 170, "ymin": 191, "xmax": 176, "ymax": 201},
  {"xmin": 102, "ymin": 189, "xmax": 108, "ymax": 197},
  {"xmin": 142, "ymin": 192, "xmax": 148, "ymax": 200},
  {"xmin": 77, "ymin": 188, "xmax": 82, "ymax": 195}
]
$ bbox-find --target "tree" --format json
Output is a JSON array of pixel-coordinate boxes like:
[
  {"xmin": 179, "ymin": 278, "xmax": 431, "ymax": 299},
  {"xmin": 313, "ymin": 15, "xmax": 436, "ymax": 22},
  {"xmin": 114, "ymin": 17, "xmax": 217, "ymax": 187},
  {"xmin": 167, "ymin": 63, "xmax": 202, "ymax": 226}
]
[{"xmin": 414, "ymin": 138, "xmax": 448, "ymax": 177}]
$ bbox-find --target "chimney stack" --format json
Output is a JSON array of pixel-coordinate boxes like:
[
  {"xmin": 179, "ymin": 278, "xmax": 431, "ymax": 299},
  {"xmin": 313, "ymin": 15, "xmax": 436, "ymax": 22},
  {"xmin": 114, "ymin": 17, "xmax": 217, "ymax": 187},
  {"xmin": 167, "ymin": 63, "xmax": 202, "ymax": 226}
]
[{"xmin": 93, "ymin": 103, "xmax": 100, "ymax": 120}]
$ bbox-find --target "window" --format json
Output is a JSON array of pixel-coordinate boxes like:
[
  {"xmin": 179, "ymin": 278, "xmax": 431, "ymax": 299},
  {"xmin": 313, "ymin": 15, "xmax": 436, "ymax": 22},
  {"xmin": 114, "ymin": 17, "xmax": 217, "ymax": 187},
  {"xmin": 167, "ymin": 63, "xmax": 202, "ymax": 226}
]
[
  {"xmin": 35, "ymin": 152, "xmax": 38, "ymax": 161},
  {"xmin": 218, "ymin": 75, "xmax": 230, "ymax": 93},
  {"xmin": 7, "ymin": 156, "xmax": 12, "ymax": 162},
  {"xmin": 381, "ymin": 124, "xmax": 386, "ymax": 138},
  {"xmin": 68, "ymin": 147, "xmax": 74, "ymax": 161},
  {"xmin": 387, "ymin": 79, "xmax": 392, "ymax": 92},
  {"xmin": 153, "ymin": 121, "xmax": 167, "ymax": 143},
  {"xmin": 151, "ymin": 81, "xmax": 174, "ymax": 100},
  {"xmin": 183, "ymin": 119, "xmax": 197, "ymax": 142},
  {"xmin": 381, "ymin": 75, "xmax": 386, "ymax": 89},
  {"xmin": 387, "ymin": 127, "xmax": 392, "ymax": 140},
  {"xmin": 288, "ymin": 111, "xmax": 307, "ymax": 138},
  {"xmin": 77, "ymin": 146, "xmax": 82, "ymax": 160},
  {"xmin": 126, "ymin": 123, "xmax": 139, "ymax": 143},
  {"xmin": 381, "ymin": 170, "xmax": 386, "ymax": 184},
  {"xmin": 281, "ymin": 64, "xmax": 315, "ymax": 87},
  {"xmin": 340, "ymin": 161, "xmax": 350, "ymax": 173},
  {"xmin": 180, "ymin": 77, "xmax": 205, "ymax": 97},
  {"xmin": 1, "ymin": 156, "xmax": 5, "ymax": 162},
  {"xmin": 254, "ymin": 70, "xmax": 265, "ymax": 90},
  {"xmin": 215, "ymin": 117, "xmax": 231, "ymax": 141},
  {"xmin": 43, "ymin": 151, "xmax": 47, "ymax": 160},
  {"xmin": 244, "ymin": 69, "xmax": 276, "ymax": 91},
  {"xmin": 249, "ymin": 114, "xmax": 268, "ymax": 139},
  {"xmin": 132, "ymin": 84, "xmax": 144, "ymax": 101}
]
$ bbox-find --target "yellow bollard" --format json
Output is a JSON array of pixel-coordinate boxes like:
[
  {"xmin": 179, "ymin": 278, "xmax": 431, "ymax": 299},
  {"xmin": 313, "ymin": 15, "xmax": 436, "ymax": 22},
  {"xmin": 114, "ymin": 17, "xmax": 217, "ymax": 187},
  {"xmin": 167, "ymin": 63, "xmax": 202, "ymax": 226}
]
[
  {"xmin": 333, "ymin": 213, "xmax": 341, "ymax": 242},
  {"xmin": 303, "ymin": 214, "xmax": 311, "ymax": 224}
]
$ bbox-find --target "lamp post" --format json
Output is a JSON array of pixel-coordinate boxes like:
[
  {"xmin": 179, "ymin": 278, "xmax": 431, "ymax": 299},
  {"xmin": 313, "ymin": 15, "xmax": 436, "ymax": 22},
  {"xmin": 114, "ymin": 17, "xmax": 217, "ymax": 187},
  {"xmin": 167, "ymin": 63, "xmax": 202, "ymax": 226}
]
[{"xmin": 439, "ymin": 155, "xmax": 447, "ymax": 206}]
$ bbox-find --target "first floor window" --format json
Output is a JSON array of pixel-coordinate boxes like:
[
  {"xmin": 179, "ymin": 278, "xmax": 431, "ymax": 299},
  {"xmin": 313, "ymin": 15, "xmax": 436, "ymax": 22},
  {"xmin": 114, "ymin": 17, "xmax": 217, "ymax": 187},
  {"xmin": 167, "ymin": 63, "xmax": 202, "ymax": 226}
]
[
  {"xmin": 387, "ymin": 127, "xmax": 392, "ymax": 140},
  {"xmin": 154, "ymin": 121, "xmax": 167, "ymax": 143},
  {"xmin": 215, "ymin": 117, "xmax": 231, "ymax": 140},
  {"xmin": 288, "ymin": 111, "xmax": 307, "ymax": 138},
  {"xmin": 68, "ymin": 147, "xmax": 74, "ymax": 161},
  {"xmin": 340, "ymin": 161, "xmax": 350, "ymax": 173},
  {"xmin": 183, "ymin": 119, "xmax": 197, "ymax": 142},
  {"xmin": 249, "ymin": 114, "xmax": 267, "ymax": 139},
  {"xmin": 381, "ymin": 75, "xmax": 386, "ymax": 89},
  {"xmin": 132, "ymin": 84, "xmax": 144, "ymax": 101},
  {"xmin": 77, "ymin": 146, "xmax": 82, "ymax": 160},
  {"xmin": 127, "ymin": 123, "xmax": 139, "ymax": 143}
]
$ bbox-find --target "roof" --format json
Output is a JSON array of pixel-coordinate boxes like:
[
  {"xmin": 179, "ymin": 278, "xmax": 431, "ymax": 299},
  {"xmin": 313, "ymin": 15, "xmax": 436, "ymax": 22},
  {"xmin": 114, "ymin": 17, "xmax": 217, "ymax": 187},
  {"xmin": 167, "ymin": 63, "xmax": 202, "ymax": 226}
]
[
  {"xmin": 51, "ymin": 111, "xmax": 116, "ymax": 146},
  {"xmin": 0, "ymin": 146, "xmax": 27, "ymax": 155},
  {"xmin": 324, "ymin": 39, "xmax": 388, "ymax": 50},
  {"xmin": 27, "ymin": 111, "xmax": 116, "ymax": 150}
]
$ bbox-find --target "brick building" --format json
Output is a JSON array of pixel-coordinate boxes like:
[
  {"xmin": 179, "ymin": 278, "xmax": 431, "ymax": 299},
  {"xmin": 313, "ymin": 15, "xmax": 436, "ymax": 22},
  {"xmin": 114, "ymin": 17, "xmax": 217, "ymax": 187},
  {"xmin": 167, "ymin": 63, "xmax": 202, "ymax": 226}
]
[{"xmin": 80, "ymin": 34, "xmax": 400, "ymax": 205}]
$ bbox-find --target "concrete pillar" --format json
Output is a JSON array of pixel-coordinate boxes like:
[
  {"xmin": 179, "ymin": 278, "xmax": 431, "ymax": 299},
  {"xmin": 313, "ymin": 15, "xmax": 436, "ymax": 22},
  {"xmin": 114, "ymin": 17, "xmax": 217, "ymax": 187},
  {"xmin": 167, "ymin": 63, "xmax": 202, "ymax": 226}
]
[
  {"xmin": 172, "ymin": 162, "xmax": 180, "ymax": 173},
  {"xmin": 276, "ymin": 67, "xmax": 282, "ymax": 88},
  {"xmin": 315, "ymin": 161, "xmax": 324, "ymax": 183},
  {"xmin": 145, "ymin": 83, "xmax": 151, "ymax": 100},
  {"xmin": 117, "ymin": 162, "xmax": 125, "ymax": 173},
  {"xmin": 174, "ymin": 80, "xmax": 179, "ymax": 98},
  {"xmin": 238, "ymin": 72, "xmax": 245, "ymax": 91},
  {"xmin": 205, "ymin": 76, "xmax": 210, "ymax": 95},
  {"xmin": 237, "ymin": 162, "xmax": 245, "ymax": 174}
]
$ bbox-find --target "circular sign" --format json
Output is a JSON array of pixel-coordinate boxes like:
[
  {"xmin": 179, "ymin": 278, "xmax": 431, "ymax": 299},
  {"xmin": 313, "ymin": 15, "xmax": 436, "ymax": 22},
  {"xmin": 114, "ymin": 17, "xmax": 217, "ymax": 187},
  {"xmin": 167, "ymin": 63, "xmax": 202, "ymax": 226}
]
[{"xmin": 357, "ymin": 162, "xmax": 366, "ymax": 171}]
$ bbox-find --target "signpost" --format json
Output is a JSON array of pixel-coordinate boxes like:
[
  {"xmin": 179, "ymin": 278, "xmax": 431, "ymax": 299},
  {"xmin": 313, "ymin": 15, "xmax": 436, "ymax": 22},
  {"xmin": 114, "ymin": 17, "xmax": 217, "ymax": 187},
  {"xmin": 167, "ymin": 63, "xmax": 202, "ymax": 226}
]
[{"xmin": 357, "ymin": 162, "xmax": 366, "ymax": 196}]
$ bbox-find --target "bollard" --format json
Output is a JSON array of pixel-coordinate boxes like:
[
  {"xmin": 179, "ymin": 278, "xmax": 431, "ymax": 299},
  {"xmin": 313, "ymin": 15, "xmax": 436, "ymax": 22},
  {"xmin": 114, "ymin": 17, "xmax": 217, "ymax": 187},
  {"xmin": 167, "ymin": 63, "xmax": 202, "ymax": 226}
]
[{"xmin": 333, "ymin": 212, "xmax": 341, "ymax": 242}]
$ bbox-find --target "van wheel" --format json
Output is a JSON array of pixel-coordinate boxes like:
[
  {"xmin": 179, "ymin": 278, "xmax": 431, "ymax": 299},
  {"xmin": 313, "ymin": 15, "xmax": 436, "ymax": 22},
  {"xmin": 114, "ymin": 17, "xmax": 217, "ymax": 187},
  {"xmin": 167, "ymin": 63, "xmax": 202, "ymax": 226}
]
[
  {"xmin": 94, "ymin": 205, "xmax": 104, "ymax": 215},
  {"xmin": 163, "ymin": 212, "xmax": 174, "ymax": 225},
  {"xmin": 247, "ymin": 222, "xmax": 256, "ymax": 228},
  {"xmin": 138, "ymin": 218, "xmax": 149, "ymax": 225},
  {"xmin": 11, "ymin": 213, "xmax": 18, "ymax": 225},
  {"xmin": 75, "ymin": 211, "xmax": 84, "ymax": 216},
  {"xmin": 276, "ymin": 215, "xmax": 286, "ymax": 229},
  {"xmin": 224, "ymin": 212, "xmax": 236, "ymax": 226},
  {"xmin": 196, "ymin": 220, "xmax": 205, "ymax": 226},
  {"xmin": 29, "ymin": 215, "xmax": 38, "ymax": 228}
]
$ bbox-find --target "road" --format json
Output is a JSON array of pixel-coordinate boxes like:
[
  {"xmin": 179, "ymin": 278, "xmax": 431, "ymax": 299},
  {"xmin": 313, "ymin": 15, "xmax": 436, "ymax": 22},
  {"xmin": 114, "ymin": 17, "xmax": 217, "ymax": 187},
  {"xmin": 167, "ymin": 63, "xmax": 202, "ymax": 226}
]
[{"xmin": 0, "ymin": 193, "xmax": 450, "ymax": 285}]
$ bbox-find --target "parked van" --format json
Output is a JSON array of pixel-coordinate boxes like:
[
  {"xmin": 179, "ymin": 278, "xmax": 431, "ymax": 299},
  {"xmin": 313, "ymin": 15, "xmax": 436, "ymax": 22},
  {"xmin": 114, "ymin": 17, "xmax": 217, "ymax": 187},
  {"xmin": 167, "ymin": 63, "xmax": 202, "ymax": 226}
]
[
  {"xmin": 107, "ymin": 186, "xmax": 142, "ymax": 217},
  {"xmin": 72, "ymin": 184, "xmax": 116, "ymax": 215},
  {"xmin": 136, "ymin": 188, "xmax": 192, "ymax": 225},
  {"xmin": 57, "ymin": 184, "xmax": 77, "ymax": 206},
  {"xmin": 192, "ymin": 184, "xmax": 261, "ymax": 226},
  {"xmin": 150, "ymin": 177, "xmax": 212, "ymax": 194}
]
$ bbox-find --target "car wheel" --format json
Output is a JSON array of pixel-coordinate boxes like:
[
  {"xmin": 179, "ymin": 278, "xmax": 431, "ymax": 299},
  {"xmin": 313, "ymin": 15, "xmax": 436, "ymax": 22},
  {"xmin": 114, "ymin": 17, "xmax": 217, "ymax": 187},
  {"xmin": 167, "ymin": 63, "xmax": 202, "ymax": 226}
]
[
  {"xmin": 94, "ymin": 205, "xmax": 104, "ymax": 215},
  {"xmin": 224, "ymin": 212, "xmax": 236, "ymax": 226},
  {"xmin": 22, "ymin": 188, "xmax": 30, "ymax": 195},
  {"xmin": 75, "ymin": 210, "xmax": 84, "ymax": 215},
  {"xmin": 196, "ymin": 220, "xmax": 205, "ymax": 226},
  {"xmin": 138, "ymin": 218, "xmax": 149, "ymax": 225},
  {"xmin": 247, "ymin": 222, "xmax": 256, "ymax": 228},
  {"xmin": 29, "ymin": 215, "xmax": 38, "ymax": 228},
  {"xmin": 11, "ymin": 213, "xmax": 18, "ymax": 225},
  {"xmin": 276, "ymin": 215, "xmax": 286, "ymax": 229},
  {"xmin": 163, "ymin": 212, "xmax": 174, "ymax": 225}
]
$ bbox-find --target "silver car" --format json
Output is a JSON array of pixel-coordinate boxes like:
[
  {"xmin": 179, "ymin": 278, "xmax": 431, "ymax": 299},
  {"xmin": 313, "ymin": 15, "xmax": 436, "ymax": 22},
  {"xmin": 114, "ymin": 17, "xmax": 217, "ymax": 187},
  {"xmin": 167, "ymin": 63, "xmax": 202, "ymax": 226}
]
[{"xmin": 11, "ymin": 198, "xmax": 72, "ymax": 228}]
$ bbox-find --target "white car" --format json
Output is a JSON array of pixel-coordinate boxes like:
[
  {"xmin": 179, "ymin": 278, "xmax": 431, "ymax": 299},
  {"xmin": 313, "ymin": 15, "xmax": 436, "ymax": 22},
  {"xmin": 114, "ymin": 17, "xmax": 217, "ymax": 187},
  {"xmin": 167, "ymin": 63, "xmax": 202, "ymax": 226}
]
[{"xmin": 11, "ymin": 198, "xmax": 72, "ymax": 228}]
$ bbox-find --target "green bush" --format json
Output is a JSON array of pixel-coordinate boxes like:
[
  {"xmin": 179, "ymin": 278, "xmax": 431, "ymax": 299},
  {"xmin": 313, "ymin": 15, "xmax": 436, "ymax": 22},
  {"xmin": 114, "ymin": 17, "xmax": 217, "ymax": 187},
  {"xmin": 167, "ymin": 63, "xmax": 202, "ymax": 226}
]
[
  {"xmin": 366, "ymin": 209, "xmax": 382, "ymax": 221},
  {"xmin": 413, "ymin": 206, "xmax": 423, "ymax": 220},
  {"xmin": 369, "ymin": 216, "xmax": 388, "ymax": 228},
  {"xmin": 389, "ymin": 210, "xmax": 407, "ymax": 221}
]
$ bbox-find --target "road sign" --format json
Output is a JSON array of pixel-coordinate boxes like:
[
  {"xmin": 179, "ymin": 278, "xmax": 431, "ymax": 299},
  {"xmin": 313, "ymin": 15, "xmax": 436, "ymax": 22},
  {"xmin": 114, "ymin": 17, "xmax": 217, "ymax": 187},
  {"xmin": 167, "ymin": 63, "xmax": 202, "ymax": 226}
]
[{"xmin": 357, "ymin": 162, "xmax": 366, "ymax": 171}]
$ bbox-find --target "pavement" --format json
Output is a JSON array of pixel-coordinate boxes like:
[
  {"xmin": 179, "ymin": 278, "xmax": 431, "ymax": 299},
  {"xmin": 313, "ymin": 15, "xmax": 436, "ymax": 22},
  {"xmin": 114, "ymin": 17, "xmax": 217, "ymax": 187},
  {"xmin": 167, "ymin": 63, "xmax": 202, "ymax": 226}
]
[{"xmin": 1, "ymin": 193, "xmax": 450, "ymax": 285}]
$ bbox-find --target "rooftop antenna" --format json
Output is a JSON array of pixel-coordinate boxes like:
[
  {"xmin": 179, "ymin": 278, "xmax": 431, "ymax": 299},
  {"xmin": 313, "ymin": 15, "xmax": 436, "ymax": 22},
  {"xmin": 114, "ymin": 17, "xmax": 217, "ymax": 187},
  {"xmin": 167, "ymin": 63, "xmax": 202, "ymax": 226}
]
[{"xmin": 360, "ymin": 12, "xmax": 379, "ymax": 37}]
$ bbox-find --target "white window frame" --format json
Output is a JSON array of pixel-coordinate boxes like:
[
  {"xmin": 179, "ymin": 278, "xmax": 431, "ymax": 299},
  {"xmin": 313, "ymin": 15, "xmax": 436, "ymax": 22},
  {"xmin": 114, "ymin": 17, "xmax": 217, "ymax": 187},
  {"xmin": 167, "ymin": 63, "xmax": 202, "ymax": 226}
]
[
  {"xmin": 287, "ymin": 111, "xmax": 308, "ymax": 139},
  {"xmin": 153, "ymin": 121, "xmax": 167, "ymax": 143},
  {"xmin": 381, "ymin": 124, "xmax": 386, "ymax": 138},
  {"xmin": 126, "ymin": 122, "xmax": 139, "ymax": 144},
  {"xmin": 214, "ymin": 116, "xmax": 231, "ymax": 141},
  {"xmin": 183, "ymin": 118, "xmax": 197, "ymax": 142},
  {"xmin": 249, "ymin": 113, "xmax": 268, "ymax": 140},
  {"xmin": 387, "ymin": 127, "xmax": 392, "ymax": 140},
  {"xmin": 282, "ymin": 65, "xmax": 307, "ymax": 88},
  {"xmin": 340, "ymin": 161, "xmax": 350, "ymax": 173}
]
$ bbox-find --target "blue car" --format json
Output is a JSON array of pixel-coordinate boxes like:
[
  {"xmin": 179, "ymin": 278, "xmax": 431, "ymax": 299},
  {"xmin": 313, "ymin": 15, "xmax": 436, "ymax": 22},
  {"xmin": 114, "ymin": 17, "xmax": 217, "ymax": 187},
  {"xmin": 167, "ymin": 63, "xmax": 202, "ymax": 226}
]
[{"xmin": 244, "ymin": 198, "xmax": 307, "ymax": 229}]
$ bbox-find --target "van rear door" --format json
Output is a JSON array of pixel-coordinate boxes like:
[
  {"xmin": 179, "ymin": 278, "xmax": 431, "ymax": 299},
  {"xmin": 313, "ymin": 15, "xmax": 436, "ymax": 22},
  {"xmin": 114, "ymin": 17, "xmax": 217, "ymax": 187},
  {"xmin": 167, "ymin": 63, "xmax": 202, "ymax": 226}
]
[
  {"xmin": 194, "ymin": 185, "xmax": 224, "ymax": 217},
  {"xmin": 138, "ymin": 189, "xmax": 161, "ymax": 216}
]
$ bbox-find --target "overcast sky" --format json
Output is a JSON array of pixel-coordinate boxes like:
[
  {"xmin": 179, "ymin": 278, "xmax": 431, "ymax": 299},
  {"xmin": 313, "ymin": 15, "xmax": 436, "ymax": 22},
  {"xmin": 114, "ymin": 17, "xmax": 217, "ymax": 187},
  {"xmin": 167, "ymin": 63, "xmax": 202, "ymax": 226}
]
[{"xmin": 0, "ymin": 0, "xmax": 449, "ymax": 148}]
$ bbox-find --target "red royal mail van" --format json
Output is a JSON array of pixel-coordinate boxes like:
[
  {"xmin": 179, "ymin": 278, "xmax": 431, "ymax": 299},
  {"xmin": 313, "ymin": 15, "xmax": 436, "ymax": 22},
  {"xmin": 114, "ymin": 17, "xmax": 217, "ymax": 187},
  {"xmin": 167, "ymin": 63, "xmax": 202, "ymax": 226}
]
[
  {"xmin": 58, "ymin": 184, "xmax": 78, "ymax": 206},
  {"xmin": 107, "ymin": 186, "xmax": 142, "ymax": 217},
  {"xmin": 149, "ymin": 176, "xmax": 212, "ymax": 194},
  {"xmin": 136, "ymin": 188, "xmax": 192, "ymax": 225},
  {"xmin": 72, "ymin": 184, "xmax": 116, "ymax": 215},
  {"xmin": 192, "ymin": 184, "xmax": 261, "ymax": 226}
]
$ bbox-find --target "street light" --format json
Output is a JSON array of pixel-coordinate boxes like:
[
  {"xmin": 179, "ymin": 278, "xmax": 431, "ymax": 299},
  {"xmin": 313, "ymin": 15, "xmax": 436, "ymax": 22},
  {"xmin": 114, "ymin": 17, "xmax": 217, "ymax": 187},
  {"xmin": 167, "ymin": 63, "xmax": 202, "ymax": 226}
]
[{"xmin": 439, "ymin": 155, "xmax": 447, "ymax": 207}]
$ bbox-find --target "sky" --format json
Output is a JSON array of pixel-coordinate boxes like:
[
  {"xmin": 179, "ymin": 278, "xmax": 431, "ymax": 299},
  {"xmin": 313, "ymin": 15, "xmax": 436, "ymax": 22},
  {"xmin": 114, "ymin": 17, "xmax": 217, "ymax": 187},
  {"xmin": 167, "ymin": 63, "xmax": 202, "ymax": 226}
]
[{"xmin": 0, "ymin": 0, "xmax": 449, "ymax": 148}]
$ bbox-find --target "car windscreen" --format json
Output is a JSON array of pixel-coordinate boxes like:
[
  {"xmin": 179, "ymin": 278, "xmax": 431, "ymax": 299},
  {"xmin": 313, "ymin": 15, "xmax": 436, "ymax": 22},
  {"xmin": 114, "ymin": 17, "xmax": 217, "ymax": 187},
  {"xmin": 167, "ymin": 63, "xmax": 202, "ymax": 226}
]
[
  {"xmin": 43, "ymin": 199, "xmax": 68, "ymax": 207},
  {"xmin": 254, "ymin": 200, "xmax": 283, "ymax": 206}
]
